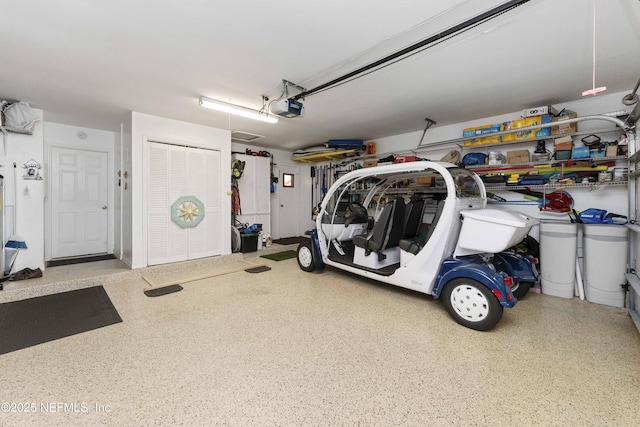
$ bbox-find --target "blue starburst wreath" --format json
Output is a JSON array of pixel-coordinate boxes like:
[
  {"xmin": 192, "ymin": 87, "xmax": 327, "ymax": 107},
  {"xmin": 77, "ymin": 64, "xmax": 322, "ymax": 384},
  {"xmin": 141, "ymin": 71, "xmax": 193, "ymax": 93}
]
[{"xmin": 171, "ymin": 196, "xmax": 205, "ymax": 228}]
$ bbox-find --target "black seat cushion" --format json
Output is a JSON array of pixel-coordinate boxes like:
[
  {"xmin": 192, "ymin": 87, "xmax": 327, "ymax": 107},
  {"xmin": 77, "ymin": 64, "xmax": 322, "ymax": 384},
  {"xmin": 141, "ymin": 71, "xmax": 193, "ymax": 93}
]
[
  {"xmin": 399, "ymin": 237, "xmax": 426, "ymax": 255},
  {"xmin": 353, "ymin": 198, "xmax": 405, "ymax": 255},
  {"xmin": 399, "ymin": 201, "xmax": 444, "ymax": 256}
]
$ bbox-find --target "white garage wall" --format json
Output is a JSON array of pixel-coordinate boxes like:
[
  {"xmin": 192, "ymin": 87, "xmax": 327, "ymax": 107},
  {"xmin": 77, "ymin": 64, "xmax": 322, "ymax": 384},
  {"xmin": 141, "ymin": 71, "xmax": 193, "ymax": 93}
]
[{"xmin": 0, "ymin": 109, "xmax": 45, "ymax": 273}]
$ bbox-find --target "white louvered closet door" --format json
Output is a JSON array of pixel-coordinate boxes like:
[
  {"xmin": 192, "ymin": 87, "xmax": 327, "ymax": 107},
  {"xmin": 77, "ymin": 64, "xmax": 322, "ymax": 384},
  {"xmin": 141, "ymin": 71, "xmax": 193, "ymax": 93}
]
[
  {"xmin": 187, "ymin": 148, "xmax": 222, "ymax": 259},
  {"xmin": 147, "ymin": 143, "xmax": 170, "ymax": 265},
  {"xmin": 147, "ymin": 142, "xmax": 221, "ymax": 266}
]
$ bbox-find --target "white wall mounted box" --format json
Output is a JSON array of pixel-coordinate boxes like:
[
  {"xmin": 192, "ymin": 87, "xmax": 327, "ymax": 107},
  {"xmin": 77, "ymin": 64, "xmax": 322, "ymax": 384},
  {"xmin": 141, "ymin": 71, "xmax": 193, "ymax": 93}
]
[{"xmin": 522, "ymin": 105, "xmax": 559, "ymax": 118}]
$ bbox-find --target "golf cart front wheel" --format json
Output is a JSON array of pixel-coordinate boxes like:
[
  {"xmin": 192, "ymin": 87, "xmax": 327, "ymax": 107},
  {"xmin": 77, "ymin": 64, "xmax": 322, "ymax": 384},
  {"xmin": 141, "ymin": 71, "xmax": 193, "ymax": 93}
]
[
  {"xmin": 442, "ymin": 278, "xmax": 503, "ymax": 331},
  {"xmin": 297, "ymin": 240, "xmax": 316, "ymax": 272}
]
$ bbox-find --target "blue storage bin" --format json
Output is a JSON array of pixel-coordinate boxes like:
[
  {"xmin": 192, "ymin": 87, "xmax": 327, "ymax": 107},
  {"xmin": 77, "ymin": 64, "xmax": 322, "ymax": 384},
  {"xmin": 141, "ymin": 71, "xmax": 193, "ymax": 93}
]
[{"xmin": 571, "ymin": 146, "xmax": 590, "ymax": 159}]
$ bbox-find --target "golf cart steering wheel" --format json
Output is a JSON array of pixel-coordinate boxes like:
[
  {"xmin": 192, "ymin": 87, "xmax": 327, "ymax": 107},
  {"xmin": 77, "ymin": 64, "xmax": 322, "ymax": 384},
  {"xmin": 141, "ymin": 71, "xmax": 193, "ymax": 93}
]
[{"xmin": 344, "ymin": 202, "xmax": 368, "ymax": 227}]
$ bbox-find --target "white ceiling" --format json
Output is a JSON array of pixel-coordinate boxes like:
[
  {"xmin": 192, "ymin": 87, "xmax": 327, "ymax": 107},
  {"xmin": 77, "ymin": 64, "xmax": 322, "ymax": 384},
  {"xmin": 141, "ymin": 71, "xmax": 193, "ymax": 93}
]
[{"xmin": 2, "ymin": 0, "xmax": 639, "ymax": 151}]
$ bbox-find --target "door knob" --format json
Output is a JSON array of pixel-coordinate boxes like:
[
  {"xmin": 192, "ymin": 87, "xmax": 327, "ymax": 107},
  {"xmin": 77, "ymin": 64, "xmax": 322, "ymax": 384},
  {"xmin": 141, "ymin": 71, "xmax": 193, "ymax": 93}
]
[
  {"xmin": 280, "ymin": 204, "xmax": 284, "ymax": 207},
  {"xmin": 102, "ymin": 206, "xmax": 107, "ymax": 209}
]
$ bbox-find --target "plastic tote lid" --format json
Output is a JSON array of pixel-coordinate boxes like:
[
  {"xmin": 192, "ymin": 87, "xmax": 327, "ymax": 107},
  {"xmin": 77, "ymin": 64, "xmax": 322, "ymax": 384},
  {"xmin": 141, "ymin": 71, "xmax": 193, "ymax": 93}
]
[{"xmin": 461, "ymin": 209, "xmax": 538, "ymax": 228}]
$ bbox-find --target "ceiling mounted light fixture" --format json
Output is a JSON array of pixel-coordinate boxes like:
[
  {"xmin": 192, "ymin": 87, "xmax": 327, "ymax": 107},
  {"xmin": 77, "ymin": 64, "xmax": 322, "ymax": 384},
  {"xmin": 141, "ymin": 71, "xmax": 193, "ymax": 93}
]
[{"xmin": 199, "ymin": 96, "xmax": 278, "ymax": 124}]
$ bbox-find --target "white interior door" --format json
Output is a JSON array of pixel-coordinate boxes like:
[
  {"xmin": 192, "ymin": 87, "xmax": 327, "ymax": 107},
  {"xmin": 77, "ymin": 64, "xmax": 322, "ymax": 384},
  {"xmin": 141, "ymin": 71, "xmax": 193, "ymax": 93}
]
[
  {"xmin": 277, "ymin": 165, "xmax": 300, "ymax": 238},
  {"xmin": 147, "ymin": 143, "xmax": 186, "ymax": 265},
  {"xmin": 234, "ymin": 154, "xmax": 271, "ymax": 234},
  {"xmin": 51, "ymin": 147, "xmax": 109, "ymax": 258},
  {"xmin": 186, "ymin": 148, "xmax": 222, "ymax": 259}
]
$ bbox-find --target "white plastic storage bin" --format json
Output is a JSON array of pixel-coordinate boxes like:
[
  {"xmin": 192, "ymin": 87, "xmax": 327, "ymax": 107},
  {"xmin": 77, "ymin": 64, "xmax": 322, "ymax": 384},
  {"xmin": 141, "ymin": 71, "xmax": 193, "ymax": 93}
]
[
  {"xmin": 539, "ymin": 221, "xmax": 578, "ymax": 298},
  {"xmin": 583, "ymin": 225, "xmax": 628, "ymax": 307},
  {"xmin": 455, "ymin": 209, "xmax": 538, "ymax": 256}
]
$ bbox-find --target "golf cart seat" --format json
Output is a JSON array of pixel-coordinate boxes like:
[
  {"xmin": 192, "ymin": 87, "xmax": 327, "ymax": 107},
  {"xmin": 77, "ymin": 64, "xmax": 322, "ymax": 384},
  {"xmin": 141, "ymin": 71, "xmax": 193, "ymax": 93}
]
[
  {"xmin": 353, "ymin": 198, "xmax": 405, "ymax": 266},
  {"xmin": 399, "ymin": 200, "xmax": 445, "ymax": 256},
  {"xmin": 403, "ymin": 199, "xmax": 426, "ymax": 238}
]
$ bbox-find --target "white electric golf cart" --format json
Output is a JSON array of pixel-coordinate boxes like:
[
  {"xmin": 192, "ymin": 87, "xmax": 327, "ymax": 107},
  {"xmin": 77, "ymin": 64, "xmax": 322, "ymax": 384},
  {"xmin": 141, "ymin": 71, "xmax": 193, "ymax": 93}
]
[{"xmin": 297, "ymin": 161, "xmax": 538, "ymax": 331}]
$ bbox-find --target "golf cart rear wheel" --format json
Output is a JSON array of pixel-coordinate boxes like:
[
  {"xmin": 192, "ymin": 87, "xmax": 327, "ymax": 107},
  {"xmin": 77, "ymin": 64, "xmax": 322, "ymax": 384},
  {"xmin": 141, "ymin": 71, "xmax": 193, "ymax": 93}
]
[
  {"xmin": 510, "ymin": 281, "xmax": 533, "ymax": 299},
  {"xmin": 297, "ymin": 240, "xmax": 316, "ymax": 272},
  {"xmin": 442, "ymin": 278, "xmax": 503, "ymax": 331}
]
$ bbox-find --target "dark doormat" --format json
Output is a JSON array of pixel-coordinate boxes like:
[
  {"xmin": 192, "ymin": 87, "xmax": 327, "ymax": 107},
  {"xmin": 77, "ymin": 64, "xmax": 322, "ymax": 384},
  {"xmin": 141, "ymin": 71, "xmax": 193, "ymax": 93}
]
[
  {"xmin": 144, "ymin": 284, "xmax": 183, "ymax": 297},
  {"xmin": 245, "ymin": 266, "xmax": 272, "ymax": 273},
  {"xmin": 0, "ymin": 286, "xmax": 122, "ymax": 355},
  {"xmin": 47, "ymin": 254, "xmax": 117, "ymax": 268},
  {"xmin": 272, "ymin": 237, "xmax": 309, "ymax": 245},
  {"xmin": 260, "ymin": 250, "xmax": 298, "ymax": 261}
]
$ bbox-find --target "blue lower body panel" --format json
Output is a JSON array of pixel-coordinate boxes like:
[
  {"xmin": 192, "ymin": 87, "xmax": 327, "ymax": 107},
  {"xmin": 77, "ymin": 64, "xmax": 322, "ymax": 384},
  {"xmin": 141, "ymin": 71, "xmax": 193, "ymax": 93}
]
[{"xmin": 434, "ymin": 255, "xmax": 517, "ymax": 308}]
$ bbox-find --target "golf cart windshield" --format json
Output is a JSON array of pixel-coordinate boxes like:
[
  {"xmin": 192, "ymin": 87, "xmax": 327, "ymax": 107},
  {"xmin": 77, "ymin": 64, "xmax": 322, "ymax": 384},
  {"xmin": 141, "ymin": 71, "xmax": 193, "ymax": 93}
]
[
  {"xmin": 323, "ymin": 166, "xmax": 481, "ymax": 214},
  {"xmin": 449, "ymin": 167, "xmax": 482, "ymax": 199}
]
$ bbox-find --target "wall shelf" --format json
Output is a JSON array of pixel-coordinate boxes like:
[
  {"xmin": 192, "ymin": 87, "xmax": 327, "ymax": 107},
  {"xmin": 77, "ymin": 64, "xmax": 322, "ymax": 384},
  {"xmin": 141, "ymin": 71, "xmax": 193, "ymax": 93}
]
[
  {"xmin": 461, "ymin": 127, "xmax": 625, "ymax": 151},
  {"xmin": 484, "ymin": 181, "xmax": 627, "ymax": 192},
  {"xmin": 415, "ymin": 114, "xmax": 630, "ymax": 152},
  {"xmin": 331, "ymin": 114, "xmax": 631, "ymax": 167},
  {"xmin": 469, "ymin": 155, "xmax": 626, "ymax": 170}
]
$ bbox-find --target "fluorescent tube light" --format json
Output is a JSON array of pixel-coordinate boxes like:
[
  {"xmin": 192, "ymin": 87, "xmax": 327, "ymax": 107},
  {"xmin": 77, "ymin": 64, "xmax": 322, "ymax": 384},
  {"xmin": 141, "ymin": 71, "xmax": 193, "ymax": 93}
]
[{"xmin": 199, "ymin": 96, "xmax": 278, "ymax": 124}]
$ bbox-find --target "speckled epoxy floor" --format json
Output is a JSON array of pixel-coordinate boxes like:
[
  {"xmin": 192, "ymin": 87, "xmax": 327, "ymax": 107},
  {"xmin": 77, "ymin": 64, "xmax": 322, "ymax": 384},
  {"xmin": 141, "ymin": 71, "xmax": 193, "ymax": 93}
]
[{"xmin": 1, "ymin": 254, "xmax": 639, "ymax": 426}]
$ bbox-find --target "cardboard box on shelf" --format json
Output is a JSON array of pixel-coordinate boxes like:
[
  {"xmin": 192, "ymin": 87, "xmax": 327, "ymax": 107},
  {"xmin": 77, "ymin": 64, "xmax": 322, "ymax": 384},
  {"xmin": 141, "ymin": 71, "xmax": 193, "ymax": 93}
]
[
  {"xmin": 501, "ymin": 121, "xmax": 516, "ymax": 142},
  {"xmin": 554, "ymin": 136, "xmax": 573, "ymax": 151},
  {"xmin": 507, "ymin": 149, "xmax": 530, "ymax": 164},
  {"xmin": 393, "ymin": 155, "xmax": 419, "ymax": 163},
  {"xmin": 505, "ymin": 115, "xmax": 552, "ymax": 141},
  {"xmin": 551, "ymin": 113, "xmax": 578, "ymax": 135},
  {"xmin": 416, "ymin": 176, "xmax": 434, "ymax": 186},
  {"xmin": 463, "ymin": 123, "xmax": 502, "ymax": 138},
  {"xmin": 605, "ymin": 143, "xmax": 618, "ymax": 157},
  {"xmin": 363, "ymin": 159, "xmax": 378, "ymax": 168}
]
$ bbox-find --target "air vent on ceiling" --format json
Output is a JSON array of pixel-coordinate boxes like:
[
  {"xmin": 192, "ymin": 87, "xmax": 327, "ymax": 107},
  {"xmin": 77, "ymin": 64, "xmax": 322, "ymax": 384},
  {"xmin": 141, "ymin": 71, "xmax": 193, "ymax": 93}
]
[{"xmin": 231, "ymin": 130, "xmax": 265, "ymax": 142}]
